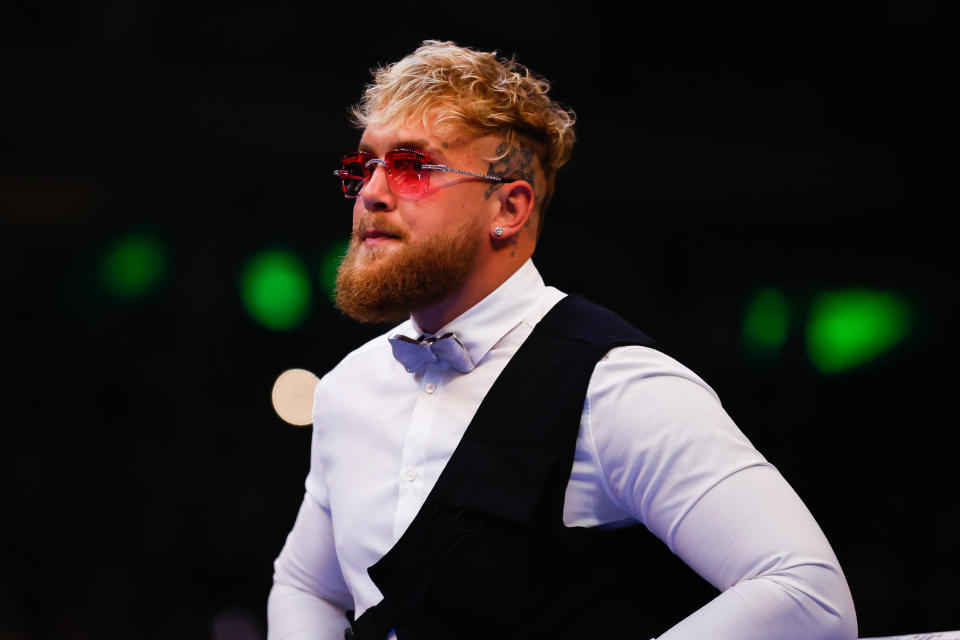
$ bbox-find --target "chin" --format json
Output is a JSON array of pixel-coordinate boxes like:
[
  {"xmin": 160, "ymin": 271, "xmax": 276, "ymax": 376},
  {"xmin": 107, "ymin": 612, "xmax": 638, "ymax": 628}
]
[
  {"xmin": 335, "ymin": 220, "xmax": 483, "ymax": 324},
  {"xmin": 357, "ymin": 238, "xmax": 402, "ymax": 262}
]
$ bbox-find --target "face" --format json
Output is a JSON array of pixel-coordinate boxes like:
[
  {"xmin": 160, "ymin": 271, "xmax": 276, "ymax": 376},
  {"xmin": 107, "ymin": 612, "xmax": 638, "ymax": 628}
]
[{"xmin": 334, "ymin": 119, "xmax": 500, "ymax": 324}]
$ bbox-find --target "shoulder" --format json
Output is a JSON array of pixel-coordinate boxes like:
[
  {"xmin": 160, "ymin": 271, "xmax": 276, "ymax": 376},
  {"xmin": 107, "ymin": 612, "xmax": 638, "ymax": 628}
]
[
  {"xmin": 313, "ymin": 321, "xmax": 410, "ymax": 399},
  {"xmin": 594, "ymin": 344, "xmax": 720, "ymax": 403},
  {"xmin": 584, "ymin": 344, "xmax": 728, "ymax": 451},
  {"xmin": 585, "ymin": 343, "xmax": 758, "ymax": 472}
]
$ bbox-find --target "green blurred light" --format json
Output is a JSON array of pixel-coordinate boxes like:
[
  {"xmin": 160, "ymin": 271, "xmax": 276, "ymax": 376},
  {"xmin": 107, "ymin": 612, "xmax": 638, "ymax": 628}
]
[
  {"xmin": 100, "ymin": 232, "xmax": 168, "ymax": 297},
  {"xmin": 743, "ymin": 288, "xmax": 791, "ymax": 364},
  {"xmin": 240, "ymin": 249, "xmax": 312, "ymax": 331},
  {"xmin": 319, "ymin": 239, "xmax": 350, "ymax": 301},
  {"xmin": 806, "ymin": 289, "xmax": 912, "ymax": 374}
]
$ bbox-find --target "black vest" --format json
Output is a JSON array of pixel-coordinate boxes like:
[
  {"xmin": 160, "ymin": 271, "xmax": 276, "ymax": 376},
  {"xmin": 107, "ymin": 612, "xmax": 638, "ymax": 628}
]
[{"xmin": 350, "ymin": 295, "xmax": 714, "ymax": 639}]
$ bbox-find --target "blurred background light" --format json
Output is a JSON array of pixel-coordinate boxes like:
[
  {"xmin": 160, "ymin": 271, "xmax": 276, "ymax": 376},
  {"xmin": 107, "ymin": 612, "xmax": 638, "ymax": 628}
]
[
  {"xmin": 211, "ymin": 609, "xmax": 261, "ymax": 640},
  {"xmin": 742, "ymin": 288, "xmax": 791, "ymax": 365},
  {"xmin": 271, "ymin": 368, "xmax": 319, "ymax": 426},
  {"xmin": 239, "ymin": 249, "xmax": 311, "ymax": 331},
  {"xmin": 806, "ymin": 289, "xmax": 912, "ymax": 374},
  {"xmin": 99, "ymin": 231, "xmax": 169, "ymax": 297},
  {"xmin": 319, "ymin": 238, "xmax": 350, "ymax": 302}
]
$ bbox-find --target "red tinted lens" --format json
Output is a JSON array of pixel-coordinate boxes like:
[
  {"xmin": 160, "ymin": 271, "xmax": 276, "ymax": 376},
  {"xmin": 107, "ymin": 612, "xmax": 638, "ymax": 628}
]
[
  {"xmin": 385, "ymin": 148, "xmax": 429, "ymax": 195},
  {"xmin": 338, "ymin": 151, "xmax": 373, "ymax": 197}
]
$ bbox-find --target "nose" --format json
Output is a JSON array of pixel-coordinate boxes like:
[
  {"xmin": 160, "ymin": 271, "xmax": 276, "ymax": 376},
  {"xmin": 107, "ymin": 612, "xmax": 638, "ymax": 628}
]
[{"xmin": 359, "ymin": 162, "xmax": 396, "ymax": 212}]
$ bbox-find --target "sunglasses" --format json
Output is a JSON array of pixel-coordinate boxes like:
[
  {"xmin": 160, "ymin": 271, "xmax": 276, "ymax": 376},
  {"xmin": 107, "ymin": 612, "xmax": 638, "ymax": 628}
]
[{"xmin": 333, "ymin": 148, "xmax": 508, "ymax": 198}]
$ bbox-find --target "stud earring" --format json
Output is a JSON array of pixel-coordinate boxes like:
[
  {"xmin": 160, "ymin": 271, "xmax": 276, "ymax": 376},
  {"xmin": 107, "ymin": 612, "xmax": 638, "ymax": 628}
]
[{"xmin": 493, "ymin": 226, "xmax": 505, "ymax": 237}]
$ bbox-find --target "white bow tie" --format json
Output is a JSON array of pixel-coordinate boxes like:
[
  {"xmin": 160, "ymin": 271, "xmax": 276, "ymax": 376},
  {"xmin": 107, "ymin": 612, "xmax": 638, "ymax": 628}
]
[{"xmin": 388, "ymin": 333, "xmax": 476, "ymax": 373}]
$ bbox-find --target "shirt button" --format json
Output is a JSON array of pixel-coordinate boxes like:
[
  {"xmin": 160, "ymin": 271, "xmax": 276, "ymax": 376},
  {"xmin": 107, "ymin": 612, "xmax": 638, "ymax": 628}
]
[
  {"xmin": 404, "ymin": 469, "xmax": 417, "ymax": 482},
  {"xmin": 424, "ymin": 382, "xmax": 437, "ymax": 394}
]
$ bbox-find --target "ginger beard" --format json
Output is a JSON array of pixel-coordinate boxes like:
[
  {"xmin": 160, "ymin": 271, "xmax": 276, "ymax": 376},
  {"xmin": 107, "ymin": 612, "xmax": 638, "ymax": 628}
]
[{"xmin": 334, "ymin": 214, "xmax": 486, "ymax": 324}]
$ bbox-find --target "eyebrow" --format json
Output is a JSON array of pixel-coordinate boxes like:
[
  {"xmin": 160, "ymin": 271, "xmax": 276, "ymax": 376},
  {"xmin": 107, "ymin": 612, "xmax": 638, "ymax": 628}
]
[{"xmin": 358, "ymin": 139, "xmax": 446, "ymax": 160}]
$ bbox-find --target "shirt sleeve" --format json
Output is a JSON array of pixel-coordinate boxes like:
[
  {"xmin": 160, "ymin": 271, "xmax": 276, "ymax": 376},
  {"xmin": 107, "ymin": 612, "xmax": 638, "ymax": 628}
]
[
  {"xmin": 583, "ymin": 346, "xmax": 857, "ymax": 640},
  {"xmin": 268, "ymin": 386, "xmax": 355, "ymax": 640},
  {"xmin": 267, "ymin": 497, "xmax": 353, "ymax": 639}
]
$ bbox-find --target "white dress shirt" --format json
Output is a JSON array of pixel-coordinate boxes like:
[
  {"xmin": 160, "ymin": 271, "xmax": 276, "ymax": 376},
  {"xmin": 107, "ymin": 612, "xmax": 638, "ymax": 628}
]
[{"xmin": 268, "ymin": 259, "xmax": 857, "ymax": 640}]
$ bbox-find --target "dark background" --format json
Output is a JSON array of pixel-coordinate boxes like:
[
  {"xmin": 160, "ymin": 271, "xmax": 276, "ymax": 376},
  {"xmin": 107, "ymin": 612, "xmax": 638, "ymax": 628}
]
[{"xmin": 1, "ymin": 2, "xmax": 955, "ymax": 639}]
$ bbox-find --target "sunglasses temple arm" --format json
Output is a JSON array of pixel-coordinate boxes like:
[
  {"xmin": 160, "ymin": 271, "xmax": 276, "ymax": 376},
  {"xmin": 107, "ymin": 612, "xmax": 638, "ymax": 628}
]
[{"xmin": 421, "ymin": 164, "xmax": 505, "ymax": 183}]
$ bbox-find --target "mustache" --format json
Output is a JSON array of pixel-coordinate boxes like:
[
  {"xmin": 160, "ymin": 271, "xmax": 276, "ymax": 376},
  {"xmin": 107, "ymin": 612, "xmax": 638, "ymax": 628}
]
[{"xmin": 352, "ymin": 215, "xmax": 406, "ymax": 242}]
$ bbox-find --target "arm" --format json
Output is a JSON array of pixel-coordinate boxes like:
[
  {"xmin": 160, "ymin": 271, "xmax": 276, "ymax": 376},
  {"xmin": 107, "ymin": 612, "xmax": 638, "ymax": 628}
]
[
  {"xmin": 656, "ymin": 465, "xmax": 857, "ymax": 640},
  {"xmin": 268, "ymin": 493, "xmax": 354, "ymax": 640},
  {"xmin": 584, "ymin": 347, "xmax": 857, "ymax": 640},
  {"xmin": 268, "ymin": 381, "xmax": 354, "ymax": 640}
]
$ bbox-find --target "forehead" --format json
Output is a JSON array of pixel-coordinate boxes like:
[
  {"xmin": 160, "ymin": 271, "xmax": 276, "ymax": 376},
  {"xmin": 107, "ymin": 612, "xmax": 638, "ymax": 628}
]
[{"xmin": 358, "ymin": 119, "xmax": 477, "ymax": 158}]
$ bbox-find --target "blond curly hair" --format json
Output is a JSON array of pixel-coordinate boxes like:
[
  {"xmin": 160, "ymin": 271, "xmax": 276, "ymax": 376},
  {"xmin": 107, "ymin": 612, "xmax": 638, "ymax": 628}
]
[{"xmin": 351, "ymin": 40, "xmax": 576, "ymax": 228}]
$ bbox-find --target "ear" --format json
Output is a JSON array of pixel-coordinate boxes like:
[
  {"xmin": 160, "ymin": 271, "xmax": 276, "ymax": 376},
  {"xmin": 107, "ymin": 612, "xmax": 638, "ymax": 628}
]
[{"xmin": 489, "ymin": 180, "xmax": 535, "ymax": 241}]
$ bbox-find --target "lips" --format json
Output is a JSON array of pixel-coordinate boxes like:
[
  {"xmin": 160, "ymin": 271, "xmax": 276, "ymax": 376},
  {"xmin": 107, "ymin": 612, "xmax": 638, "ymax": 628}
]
[
  {"xmin": 359, "ymin": 226, "xmax": 403, "ymax": 246},
  {"xmin": 362, "ymin": 228, "xmax": 399, "ymax": 240}
]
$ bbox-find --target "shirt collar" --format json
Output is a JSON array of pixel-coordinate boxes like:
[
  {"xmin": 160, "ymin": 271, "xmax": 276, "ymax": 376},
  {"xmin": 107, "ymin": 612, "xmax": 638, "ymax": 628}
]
[{"xmin": 406, "ymin": 259, "xmax": 546, "ymax": 371}]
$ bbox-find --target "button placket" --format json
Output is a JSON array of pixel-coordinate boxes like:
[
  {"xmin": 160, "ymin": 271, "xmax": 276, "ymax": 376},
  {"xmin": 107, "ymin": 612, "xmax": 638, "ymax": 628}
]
[{"xmin": 394, "ymin": 371, "xmax": 440, "ymax": 539}]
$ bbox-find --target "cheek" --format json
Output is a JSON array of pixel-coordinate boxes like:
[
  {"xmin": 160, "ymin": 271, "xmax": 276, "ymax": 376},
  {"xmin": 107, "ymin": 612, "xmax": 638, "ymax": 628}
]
[
  {"xmin": 408, "ymin": 203, "xmax": 452, "ymax": 237},
  {"xmin": 351, "ymin": 201, "xmax": 365, "ymax": 227}
]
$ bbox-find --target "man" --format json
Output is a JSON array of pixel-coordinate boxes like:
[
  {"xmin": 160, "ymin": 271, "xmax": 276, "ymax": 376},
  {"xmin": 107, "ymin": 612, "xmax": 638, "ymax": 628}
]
[{"xmin": 268, "ymin": 41, "xmax": 857, "ymax": 640}]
